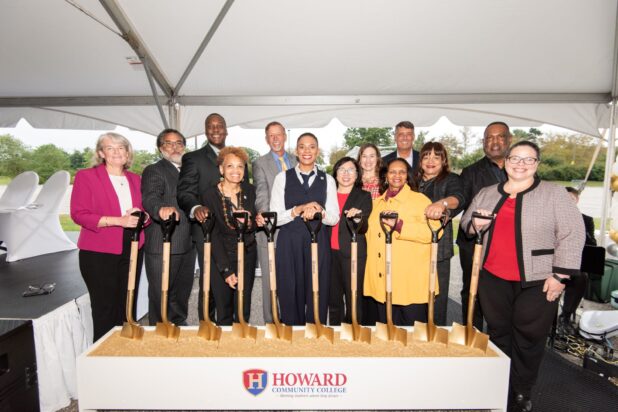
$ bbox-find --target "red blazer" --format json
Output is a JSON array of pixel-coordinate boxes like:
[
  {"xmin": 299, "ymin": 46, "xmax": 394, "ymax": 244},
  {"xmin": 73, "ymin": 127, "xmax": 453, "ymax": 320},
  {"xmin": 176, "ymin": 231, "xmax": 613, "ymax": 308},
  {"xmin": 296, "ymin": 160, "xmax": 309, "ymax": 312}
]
[{"xmin": 71, "ymin": 164, "xmax": 145, "ymax": 254}]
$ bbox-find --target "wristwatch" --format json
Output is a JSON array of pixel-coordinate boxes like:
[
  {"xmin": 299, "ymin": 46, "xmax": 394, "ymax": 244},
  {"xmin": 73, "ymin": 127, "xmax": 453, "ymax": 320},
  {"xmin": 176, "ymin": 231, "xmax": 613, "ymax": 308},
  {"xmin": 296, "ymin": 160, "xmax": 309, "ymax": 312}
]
[{"xmin": 552, "ymin": 273, "xmax": 570, "ymax": 284}]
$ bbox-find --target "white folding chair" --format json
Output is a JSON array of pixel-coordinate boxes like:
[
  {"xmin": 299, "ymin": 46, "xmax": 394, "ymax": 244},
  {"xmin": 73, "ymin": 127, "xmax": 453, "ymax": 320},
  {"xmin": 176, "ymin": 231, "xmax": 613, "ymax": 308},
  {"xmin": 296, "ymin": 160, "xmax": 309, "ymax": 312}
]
[
  {"xmin": 0, "ymin": 170, "xmax": 76, "ymax": 261},
  {"xmin": 0, "ymin": 171, "xmax": 39, "ymax": 210}
]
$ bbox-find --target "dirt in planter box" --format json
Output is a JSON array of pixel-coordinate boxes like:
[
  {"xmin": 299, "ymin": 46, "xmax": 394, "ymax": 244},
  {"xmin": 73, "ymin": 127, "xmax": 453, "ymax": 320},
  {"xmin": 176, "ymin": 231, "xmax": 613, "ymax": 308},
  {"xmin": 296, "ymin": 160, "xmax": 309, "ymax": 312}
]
[{"xmin": 89, "ymin": 329, "xmax": 496, "ymax": 357}]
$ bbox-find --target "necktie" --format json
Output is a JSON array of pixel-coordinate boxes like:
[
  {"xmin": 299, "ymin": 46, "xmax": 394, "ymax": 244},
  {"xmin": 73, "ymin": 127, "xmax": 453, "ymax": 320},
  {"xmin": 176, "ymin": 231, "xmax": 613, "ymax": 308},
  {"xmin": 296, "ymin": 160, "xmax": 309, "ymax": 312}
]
[
  {"xmin": 279, "ymin": 156, "xmax": 288, "ymax": 171},
  {"xmin": 301, "ymin": 171, "xmax": 315, "ymax": 191}
]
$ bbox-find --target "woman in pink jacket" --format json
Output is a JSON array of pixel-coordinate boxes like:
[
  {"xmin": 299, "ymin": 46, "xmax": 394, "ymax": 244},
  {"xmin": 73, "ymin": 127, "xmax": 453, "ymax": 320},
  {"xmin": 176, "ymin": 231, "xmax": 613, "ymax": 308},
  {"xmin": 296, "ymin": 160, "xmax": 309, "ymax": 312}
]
[{"xmin": 71, "ymin": 132, "xmax": 147, "ymax": 341}]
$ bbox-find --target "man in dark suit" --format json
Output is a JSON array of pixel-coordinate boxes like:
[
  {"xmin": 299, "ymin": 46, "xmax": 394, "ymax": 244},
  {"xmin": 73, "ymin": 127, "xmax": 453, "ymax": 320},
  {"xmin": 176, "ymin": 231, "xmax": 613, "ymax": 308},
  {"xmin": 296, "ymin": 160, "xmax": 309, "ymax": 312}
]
[
  {"xmin": 142, "ymin": 129, "xmax": 195, "ymax": 325},
  {"xmin": 457, "ymin": 121, "xmax": 511, "ymax": 329},
  {"xmin": 381, "ymin": 121, "xmax": 420, "ymax": 180},
  {"xmin": 252, "ymin": 121, "xmax": 297, "ymax": 323},
  {"xmin": 177, "ymin": 113, "xmax": 229, "ymax": 321}
]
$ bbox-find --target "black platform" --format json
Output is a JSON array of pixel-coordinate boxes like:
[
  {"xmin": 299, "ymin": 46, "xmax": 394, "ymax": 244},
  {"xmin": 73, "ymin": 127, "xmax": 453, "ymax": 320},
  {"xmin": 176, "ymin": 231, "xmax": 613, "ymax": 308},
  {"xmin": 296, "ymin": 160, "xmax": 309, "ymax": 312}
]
[{"xmin": 0, "ymin": 249, "xmax": 87, "ymax": 320}]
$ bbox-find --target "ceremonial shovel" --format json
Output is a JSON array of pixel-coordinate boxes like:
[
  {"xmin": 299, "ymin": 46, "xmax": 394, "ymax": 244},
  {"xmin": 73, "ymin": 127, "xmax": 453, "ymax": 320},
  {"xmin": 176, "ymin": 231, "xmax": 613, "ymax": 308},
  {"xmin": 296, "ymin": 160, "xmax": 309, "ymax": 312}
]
[
  {"xmin": 340, "ymin": 214, "xmax": 371, "ymax": 343},
  {"xmin": 375, "ymin": 212, "xmax": 407, "ymax": 345},
  {"xmin": 413, "ymin": 211, "xmax": 450, "ymax": 344},
  {"xmin": 231, "ymin": 211, "xmax": 257, "ymax": 340},
  {"xmin": 155, "ymin": 217, "xmax": 181, "ymax": 340},
  {"xmin": 303, "ymin": 214, "xmax": 334, "ymax": 343},
  {"xmin": 449, "ymin": 212, "xmax": 493, "ymax": 352},
  {"xmin": 262, "ymin": 212, "xmax": 293, "ymax": 342},
  {"xmin": 197, "ymin": 215, "xmax": 222, "ymax": 341},
  {"xmin": 120, "ymin": 211, "xmax": 146, "ymax": 340}
]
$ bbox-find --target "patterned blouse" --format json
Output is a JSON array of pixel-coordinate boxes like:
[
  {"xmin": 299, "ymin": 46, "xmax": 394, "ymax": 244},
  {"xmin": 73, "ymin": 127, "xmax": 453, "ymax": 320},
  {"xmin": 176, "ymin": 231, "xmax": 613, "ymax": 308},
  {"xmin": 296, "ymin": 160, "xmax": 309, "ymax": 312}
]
[{"xmin": 362, "ymin": 176, "xmax": 381, "ymax": 199}]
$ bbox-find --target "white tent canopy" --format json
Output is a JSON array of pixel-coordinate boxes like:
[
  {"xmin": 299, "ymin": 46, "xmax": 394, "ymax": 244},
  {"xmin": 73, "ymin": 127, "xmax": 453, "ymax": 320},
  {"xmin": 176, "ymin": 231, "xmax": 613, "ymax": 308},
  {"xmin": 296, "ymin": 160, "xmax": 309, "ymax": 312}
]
[{"xmin": 1, "ymin": 0, "xmax": 617, "ymax": 138}]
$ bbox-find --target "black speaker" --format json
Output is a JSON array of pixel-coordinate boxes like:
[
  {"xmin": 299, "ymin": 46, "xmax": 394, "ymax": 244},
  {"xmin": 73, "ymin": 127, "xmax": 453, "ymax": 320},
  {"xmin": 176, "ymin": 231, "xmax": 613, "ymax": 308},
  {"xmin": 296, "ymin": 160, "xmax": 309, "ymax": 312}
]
[{"xmin": 0, "ymin": 320, "xmax": 39, "ymax": 412}]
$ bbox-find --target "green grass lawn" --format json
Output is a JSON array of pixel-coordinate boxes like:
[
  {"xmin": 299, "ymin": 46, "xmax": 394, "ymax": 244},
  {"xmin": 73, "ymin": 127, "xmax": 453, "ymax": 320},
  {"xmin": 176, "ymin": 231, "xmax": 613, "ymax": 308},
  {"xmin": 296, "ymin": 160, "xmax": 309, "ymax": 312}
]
[
  {"xmin": 60, "ymin": 214, "xmax": 80, "ymax": 231},
  {"xmin": 0, "ymin": 176, "xmax": 11, "ymax": 185}
]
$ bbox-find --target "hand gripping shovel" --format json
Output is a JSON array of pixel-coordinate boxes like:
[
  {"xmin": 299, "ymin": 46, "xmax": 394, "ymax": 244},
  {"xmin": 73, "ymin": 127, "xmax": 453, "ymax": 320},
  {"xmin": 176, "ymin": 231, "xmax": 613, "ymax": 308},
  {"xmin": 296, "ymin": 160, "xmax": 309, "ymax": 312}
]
[
  {"xmin": 303, "ymin": 214, "xmax": 334, "ymax": 343},
  {"xmin": 262, "ymin": 212, "xmax": 293, "ymax": 342},
  {"xmin": 449, "ymin": 212, "xmax": 493, "ymax": 352},
  {"xmin": 231, "ymin": 211, "xmax": 257, "ymax": 340},
  {"xmin": 155, "ymin": 217, "xmax": 181, "ymax": 340},
  {"xmin": 120, "ymin": 211, "xmax": 146, "ymax": 339},
  {"xmin": 197, "ymin": 215, "xmax": 222, "ymax": 341},
  {"xmin": 413, "ymin": 211, "xmax": 450, "ymax": 344},
  {"xmin": 340, "ymin": 214, "xmax": 371, "ymax": 343},
  {"xmin": 375, "ymin": 212, "xmax": 407, "ymax": 345}
]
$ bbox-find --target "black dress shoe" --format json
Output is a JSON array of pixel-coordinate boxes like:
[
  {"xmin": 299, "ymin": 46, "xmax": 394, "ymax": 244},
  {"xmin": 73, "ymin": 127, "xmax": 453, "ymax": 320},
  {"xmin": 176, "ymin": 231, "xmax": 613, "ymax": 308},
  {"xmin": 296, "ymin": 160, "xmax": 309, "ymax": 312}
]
[{"xmin": 510, "ymin": 393, "xmax": 533, "ymax": 412}]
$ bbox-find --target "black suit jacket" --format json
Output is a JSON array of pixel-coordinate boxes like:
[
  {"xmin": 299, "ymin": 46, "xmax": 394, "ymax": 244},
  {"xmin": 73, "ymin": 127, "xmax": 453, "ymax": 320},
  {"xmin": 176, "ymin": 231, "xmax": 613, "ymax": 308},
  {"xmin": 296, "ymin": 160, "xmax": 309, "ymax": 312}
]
[
  {"xmin": 456, "ymin": 156, "xmax": 507, "ymax": 245},
  {"xmin": 201, "ymin": 184, "xmax": 257, "ymax": 280},
  {"xmin": 177, "ymin": 144, "xmax": 249, "ymax": 242},
  {"xmin": 335, "ymin": 186, "xmax": 372, "ymax": 258},
  {"xmin": 142, "ymin": 159, "xmax": 192, "ymax": 255}
]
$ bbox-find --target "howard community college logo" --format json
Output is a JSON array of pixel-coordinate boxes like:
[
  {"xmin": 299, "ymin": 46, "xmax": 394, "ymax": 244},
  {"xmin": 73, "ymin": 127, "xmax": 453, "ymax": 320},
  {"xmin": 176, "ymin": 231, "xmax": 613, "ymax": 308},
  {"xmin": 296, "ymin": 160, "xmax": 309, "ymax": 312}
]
[{"xmin": 243, "ymin": 369, "xmax": 268, "ymax": 396}]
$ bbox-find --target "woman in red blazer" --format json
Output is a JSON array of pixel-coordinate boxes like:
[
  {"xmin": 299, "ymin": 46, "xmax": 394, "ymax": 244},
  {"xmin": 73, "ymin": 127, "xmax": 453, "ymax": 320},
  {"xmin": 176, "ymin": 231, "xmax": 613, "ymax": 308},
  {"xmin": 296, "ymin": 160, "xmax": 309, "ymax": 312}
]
[{"xmin": 71, "ymin": 132, "xmax": 147, "ymax": 341}]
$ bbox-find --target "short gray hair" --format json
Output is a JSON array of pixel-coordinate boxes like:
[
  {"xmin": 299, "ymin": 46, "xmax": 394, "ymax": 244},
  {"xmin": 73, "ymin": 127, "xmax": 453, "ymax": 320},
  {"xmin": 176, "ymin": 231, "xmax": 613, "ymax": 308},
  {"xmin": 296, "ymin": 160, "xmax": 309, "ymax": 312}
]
[{"xmin": 92, "ymin": 132, "xmax": 134, "ymax": 169}]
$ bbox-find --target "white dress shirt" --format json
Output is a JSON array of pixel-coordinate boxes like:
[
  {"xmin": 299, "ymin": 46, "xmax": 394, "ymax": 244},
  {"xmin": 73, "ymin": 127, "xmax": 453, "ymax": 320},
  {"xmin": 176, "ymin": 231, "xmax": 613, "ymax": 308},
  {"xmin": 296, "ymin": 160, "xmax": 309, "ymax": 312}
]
[{"xmin": 270, "ymin": 165, "xmax": 339, "ymax": 227}]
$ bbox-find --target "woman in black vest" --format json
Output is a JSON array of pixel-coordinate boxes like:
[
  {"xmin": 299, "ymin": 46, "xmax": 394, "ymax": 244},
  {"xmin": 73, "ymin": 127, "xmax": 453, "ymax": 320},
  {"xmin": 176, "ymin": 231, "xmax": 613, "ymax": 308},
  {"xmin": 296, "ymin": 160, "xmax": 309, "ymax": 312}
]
[
  {"xmin": 328, "ymin": 157, "xmax": 372, "ymax": 325},
  {"xmin": 270, "ymin": 133, "xmax": 340, "ymax": 325}
]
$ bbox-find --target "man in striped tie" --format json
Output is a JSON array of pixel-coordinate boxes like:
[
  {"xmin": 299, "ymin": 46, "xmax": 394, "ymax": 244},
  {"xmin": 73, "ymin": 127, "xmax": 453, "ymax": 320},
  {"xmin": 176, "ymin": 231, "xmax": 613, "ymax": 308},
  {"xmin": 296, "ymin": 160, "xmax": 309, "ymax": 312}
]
[{"xmin": 252, "ymin": 121, "xmax": 298, "ymax": 323}]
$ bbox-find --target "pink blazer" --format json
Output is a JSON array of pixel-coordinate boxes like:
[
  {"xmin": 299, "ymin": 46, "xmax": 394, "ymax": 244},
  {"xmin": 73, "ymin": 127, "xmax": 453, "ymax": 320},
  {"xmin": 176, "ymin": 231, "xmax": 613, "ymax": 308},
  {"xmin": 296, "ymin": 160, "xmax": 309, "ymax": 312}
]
[{"xmin": 71, "ymin": 164, "xmax": 145, "ymax": 254}]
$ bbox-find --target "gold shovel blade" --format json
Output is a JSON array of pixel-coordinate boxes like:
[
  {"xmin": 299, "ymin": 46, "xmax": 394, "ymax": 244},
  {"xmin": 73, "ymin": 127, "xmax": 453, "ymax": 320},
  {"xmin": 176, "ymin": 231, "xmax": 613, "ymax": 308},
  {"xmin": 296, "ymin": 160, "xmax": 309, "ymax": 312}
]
[
  {"xmin": 265, "ymin": 322, "xmax": 293, "ymax": 342},
  {"xmin": 375, "ymin": 322, "xmax": 407, "ymax": 345},
  {"xmin": 470, "ymin": 330, "xmax": 490, "ymax": 353},
  {"xmin": 340, "ymin": 322, "xmax": 371, "ymax": 343},
  {"xmin": 413, "ymin": 321, "xmax": 448, "ymax": 344},
  {"xmin": 448, "ymin": 322, "xmax": 467, "ymax": 346},
  {"xmin": 155, "ymin": 322, "xmax": 180, "ymax": 340},
  {"xmin": 305, "ymin": 323, "xmax": 318, "ymax": 339},
  {"xmin": 197, "ymin": 320, "xmax": 222, "ymax": 341},
  {"xmin": 319, "ymin": 325, "xmax": 335, "ymax": 344},
  {"xmin": 120, "ymin": 322, "xmax": 144, "ymax": 340},
  {"xmin": 232, "ymin": 322, "xmax": 258, "ymax": 341}
]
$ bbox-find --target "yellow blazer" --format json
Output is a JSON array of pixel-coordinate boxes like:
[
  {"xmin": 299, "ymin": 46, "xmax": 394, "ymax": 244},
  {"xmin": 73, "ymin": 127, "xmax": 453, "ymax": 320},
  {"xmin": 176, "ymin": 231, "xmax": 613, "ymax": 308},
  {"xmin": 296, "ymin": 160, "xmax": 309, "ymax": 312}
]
[{"xmin": 363, "ymin": 184, "xmax": 439, "ymax": 305}]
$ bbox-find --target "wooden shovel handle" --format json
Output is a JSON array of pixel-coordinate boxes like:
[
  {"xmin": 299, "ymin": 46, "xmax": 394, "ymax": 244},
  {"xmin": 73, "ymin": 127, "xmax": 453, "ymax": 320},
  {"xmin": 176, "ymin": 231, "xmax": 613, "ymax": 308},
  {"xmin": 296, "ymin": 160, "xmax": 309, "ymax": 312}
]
[
  {"xmin": 268, "ymin": 242, "xmax": 277, "ymax": 291},
  {"xmin": 311, "ymin": 243, "xmax": 319, "ymax": 292},
  {"xmin": 127, "ymin": 241, "xmax": 139, "ymax": 292}
]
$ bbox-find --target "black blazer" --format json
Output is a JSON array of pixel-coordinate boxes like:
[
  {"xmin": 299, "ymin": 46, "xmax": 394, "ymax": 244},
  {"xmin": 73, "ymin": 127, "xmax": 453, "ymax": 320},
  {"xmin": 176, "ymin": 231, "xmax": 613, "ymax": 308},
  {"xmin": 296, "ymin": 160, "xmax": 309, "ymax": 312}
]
[
  {"xmin": 201, "ymin": 184, "xmax": 257, "ymax": 280},
  {"xmin": 333, "ymin": 186, "xmax": 372, "ymax": 258},
  {"xmin": 141, "ymin": 159, "xmax": 192, "ymax": 255},
  {"xmin": 456, "ymin": 156, "xmax": 507, "ymax": 245},
  {"xmin": 177, "ymin": 144, "xmax": 250, "ymax": 242}
]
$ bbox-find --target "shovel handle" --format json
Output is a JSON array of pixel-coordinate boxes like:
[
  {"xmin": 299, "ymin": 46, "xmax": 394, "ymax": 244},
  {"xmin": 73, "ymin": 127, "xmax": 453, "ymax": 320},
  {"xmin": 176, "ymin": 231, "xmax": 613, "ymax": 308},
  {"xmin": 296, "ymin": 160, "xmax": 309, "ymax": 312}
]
[
  {"xmin": 200, "ymin": 215, "xmax": 215, "ymax": 242},
  {"xmin": 160, "ymin": 217, "xmax": 176, "ymax": 242},
  {"xmin": 127, "ymin": 241, "xmax": 139, "ymax": 292},
  {"xmin": 268, "ymin": 242, "xmax": 277, "ymax": 291},
  {"xmin": 130, "ymin": 211, "xmax": 146, "ymax": 242},
  {"xmin": 427, "ymin": 210, "xmax": 451, "ymax": 243},
  {"xmin": 311, "ymin": 243, "xmax": 319, "ymax": 292},
  {"xmin": 385, "ymin": 242, "xmax": 392, "ymax": 293},
  {"xmin": 429, "ymin": 242, "xmax": 438, "ymax": 293},
  {"xmin": 350, "ymin": 242, "xmax": 358, "ymax": 293},
  {"xmin": 303, "ymin": 213, "xmax": 322, "ymax": 242},
  {"xmin": 232, "ymin": 211, "xmax": 249, "ymax": 242},
  {"xmin": 470, "ymin": 212, "xmax": 494, "ymax": 245},
  {"xmin": 162, "ymin": 242, "xmax": 170, "ymax": 292},
  {"xmin": 345, "ymin": 213, "xmax": 364, "ymax": 242},
  {"xmin": 262, "ymin": 212, "xmax": 278, "ymax": 241},
  {"xmin": 237, "ymin": 239, "xmax": 246, "ymax": 324},
  {"xmin": 203, "ymin": 243, "xmax": 211, "ymax": 294},
  {"xmin": 379, "ymin": 212, "xmax": 398, "ymax": 244}
]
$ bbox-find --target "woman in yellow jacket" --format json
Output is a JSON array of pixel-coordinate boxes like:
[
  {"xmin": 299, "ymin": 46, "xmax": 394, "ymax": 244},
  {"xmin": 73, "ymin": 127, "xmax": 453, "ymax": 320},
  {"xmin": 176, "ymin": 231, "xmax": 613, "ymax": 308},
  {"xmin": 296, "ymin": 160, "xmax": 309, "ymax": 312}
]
[{"xmin": 364, "ymin": 158, "xmax": 436, "ymax": 325}]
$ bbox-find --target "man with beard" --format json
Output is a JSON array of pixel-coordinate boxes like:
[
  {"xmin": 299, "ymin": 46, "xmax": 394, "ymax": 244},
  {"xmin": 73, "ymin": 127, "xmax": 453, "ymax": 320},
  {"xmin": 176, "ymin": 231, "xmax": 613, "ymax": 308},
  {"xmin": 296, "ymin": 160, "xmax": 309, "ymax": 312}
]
[
  {"xmin": 457, "ymin": 121, "xmax": 512, "ymax": 330},
  {"xmin": 142, "ymin": 129, "xmax": 195, "ymax": 325}
]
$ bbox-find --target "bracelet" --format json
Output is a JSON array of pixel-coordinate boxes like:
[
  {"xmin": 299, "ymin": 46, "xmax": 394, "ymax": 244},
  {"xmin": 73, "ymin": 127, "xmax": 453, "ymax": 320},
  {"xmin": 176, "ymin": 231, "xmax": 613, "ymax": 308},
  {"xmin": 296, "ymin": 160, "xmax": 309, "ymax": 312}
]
[{"xmin": 552, "ymin": 273, "xmax": 569, "ymax": 284}]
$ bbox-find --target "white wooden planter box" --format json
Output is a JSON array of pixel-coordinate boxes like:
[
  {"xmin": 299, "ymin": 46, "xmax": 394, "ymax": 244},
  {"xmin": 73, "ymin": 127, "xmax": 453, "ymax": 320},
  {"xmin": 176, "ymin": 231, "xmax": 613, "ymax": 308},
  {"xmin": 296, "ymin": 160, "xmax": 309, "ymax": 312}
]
[{"xmin": 77, "ymin": 326, "xmax": 510, "ymax": 411}]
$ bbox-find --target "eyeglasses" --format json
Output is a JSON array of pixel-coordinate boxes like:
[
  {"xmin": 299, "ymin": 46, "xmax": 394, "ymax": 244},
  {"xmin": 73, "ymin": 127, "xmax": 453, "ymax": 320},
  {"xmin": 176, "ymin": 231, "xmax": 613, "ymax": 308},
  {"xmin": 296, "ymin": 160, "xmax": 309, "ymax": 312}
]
[
  {"xmin": 507, "ymin": 156, "xmax": 538, "ymax": 165},
  {"xmin": 162, "ymin": 141, "xmax": 185, "ymax": 148},
  {"xmin": 337, "ymin": 168, "xmax": 357, "ymax": 175}
]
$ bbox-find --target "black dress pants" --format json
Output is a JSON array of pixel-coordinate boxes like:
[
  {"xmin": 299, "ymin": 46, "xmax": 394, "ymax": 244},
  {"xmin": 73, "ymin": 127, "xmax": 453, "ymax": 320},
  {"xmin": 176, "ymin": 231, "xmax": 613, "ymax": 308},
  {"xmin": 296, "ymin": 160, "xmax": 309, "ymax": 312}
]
[
  {"xmin": 478, "ymin": 270, "xmax": 557, "ymax": 397},
  {"xmin": 79, "ymin": 231, "xmax": 143, "ymax": 342},
  {"xmin": 328, "ymin": 249, "xmax": 368, "ymax": 325},
  {"xmin": 434, "ymin": 258, "xmax": 451, "ymax": 326},
  {"xmin": 562, "ymin": 273, "xmax": 588, "ymax": 318}
]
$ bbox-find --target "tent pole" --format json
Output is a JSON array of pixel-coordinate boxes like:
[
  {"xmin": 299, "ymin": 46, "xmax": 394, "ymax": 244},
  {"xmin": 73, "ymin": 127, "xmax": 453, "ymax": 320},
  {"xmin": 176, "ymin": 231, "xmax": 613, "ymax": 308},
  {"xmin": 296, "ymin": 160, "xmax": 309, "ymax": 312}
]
[
  {"xmin": 142, "ymin": 56, "xmax": 169, "ymax": 129},
  {"xmin": 600, "ymin": 100, "xmax": 617, "ymax": 246},
  {"xmin": 168, "ymin": 100, "xmax": 180, "ymax": 130}
]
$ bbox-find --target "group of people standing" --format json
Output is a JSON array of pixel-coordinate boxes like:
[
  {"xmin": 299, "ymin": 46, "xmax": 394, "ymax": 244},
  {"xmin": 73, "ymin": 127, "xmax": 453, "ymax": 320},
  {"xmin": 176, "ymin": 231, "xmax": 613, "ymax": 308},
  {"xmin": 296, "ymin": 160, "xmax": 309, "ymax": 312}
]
[{"xmin": 70, "ymin": 115, "xmax": 586, "ymax": 412}]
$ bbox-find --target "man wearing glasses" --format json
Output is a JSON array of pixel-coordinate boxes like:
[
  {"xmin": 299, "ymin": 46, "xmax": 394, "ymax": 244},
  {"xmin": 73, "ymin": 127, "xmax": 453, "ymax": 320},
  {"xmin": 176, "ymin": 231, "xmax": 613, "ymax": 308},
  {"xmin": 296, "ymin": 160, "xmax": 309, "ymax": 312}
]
[
  {"xmin": 142, "ymin": 129, "xmax": 195, "ymax": 326},
  {"xmin": 457, "ymin": 121, "xmax": 512, "ymax": 330}
]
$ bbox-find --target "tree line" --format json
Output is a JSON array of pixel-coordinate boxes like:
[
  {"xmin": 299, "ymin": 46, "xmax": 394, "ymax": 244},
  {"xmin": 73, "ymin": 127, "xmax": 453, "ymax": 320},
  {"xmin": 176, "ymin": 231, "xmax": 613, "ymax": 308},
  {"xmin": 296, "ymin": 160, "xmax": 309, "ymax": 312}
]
[{"xmin": 328, "ymin": 127, "xmax": 608, "ymax": 181}]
